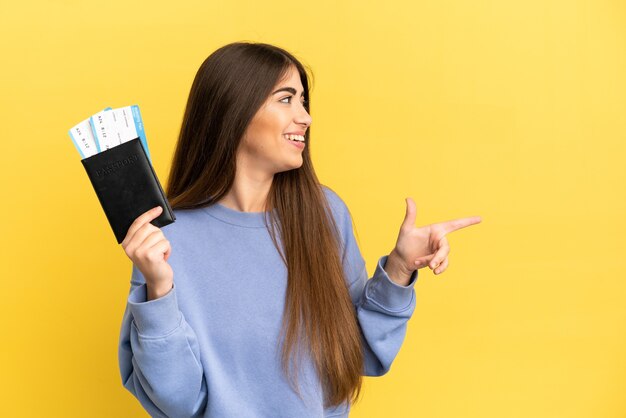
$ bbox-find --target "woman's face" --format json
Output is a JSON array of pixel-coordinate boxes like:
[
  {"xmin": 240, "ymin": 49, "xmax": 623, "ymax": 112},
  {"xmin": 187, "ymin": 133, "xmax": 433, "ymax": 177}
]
[{"xmin": 238, "ymin": 65, "xmax": 312, "ymax": 176}]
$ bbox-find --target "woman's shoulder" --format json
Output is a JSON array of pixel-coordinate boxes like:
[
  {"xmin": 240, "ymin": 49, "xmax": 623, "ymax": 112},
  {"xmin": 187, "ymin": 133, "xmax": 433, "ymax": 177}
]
[
  {"xmin": 158, "ymin": 206, "xmax": 208, "ymax": 240},
  {"xmin": 320, "ymin": 184, "xmax": 348, "ymax": 213},
  {"xmin": 320, "ymin": 184, "xmax": 353, "ymax": 231}
]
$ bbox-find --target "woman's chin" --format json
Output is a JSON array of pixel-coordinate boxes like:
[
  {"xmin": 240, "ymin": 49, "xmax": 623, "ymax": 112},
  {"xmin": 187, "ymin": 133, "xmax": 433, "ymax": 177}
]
[{"xmin": 274, "ymin": 158, "xmax": 304, "ymax": 174}]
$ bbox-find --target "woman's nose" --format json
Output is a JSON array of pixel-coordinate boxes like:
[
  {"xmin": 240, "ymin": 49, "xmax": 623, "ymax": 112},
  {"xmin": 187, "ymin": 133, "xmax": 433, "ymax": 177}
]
[{"xmin": 295, "ymin": 103, "xmax": 312, "ymax": 127}]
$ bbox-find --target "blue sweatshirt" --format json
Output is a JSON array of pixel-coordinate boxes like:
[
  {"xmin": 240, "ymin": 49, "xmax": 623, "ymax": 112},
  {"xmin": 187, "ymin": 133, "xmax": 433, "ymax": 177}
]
[{"xmin": 118, "ymin": 186, "xmax": 418, "ymax": 418}]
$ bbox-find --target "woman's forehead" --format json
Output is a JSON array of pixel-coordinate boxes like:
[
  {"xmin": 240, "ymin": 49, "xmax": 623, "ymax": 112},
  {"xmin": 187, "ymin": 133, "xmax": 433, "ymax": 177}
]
[{"xmin": 274, "ymin": 65, "xmax": 304, "ymax": 91}]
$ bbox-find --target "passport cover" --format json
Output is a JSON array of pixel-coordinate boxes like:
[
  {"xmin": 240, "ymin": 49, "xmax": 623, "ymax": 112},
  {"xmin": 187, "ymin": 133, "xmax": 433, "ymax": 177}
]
[{"xmin": 81, "ymin": 137, "xmax": 176, "ymax": 243}]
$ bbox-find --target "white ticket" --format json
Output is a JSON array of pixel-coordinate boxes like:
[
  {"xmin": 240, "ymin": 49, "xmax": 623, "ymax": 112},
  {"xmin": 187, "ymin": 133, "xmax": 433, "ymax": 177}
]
[
  {"xmin": 68, "ymin": 117, "xmax": 99, "ymax": 158},
  {"xmin": 108, "ymin": 105, "xmax": 151, "ymax": 161},
  {"xmin": 90, "ymin": 108, "xmax": 119, "ymax": 151}
]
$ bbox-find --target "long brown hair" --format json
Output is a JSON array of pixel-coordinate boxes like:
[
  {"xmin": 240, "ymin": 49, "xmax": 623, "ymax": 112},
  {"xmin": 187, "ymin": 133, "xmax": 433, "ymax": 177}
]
[{"xmin": 165, "ymin": 42, "xmax": 363, "ymax": 407}]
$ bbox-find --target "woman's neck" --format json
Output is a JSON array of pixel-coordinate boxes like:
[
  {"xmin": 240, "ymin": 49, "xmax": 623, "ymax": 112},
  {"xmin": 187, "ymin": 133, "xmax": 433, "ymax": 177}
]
[{"xmin": 217, "ymin": 168, "xmax": 273, "ymax": 213}]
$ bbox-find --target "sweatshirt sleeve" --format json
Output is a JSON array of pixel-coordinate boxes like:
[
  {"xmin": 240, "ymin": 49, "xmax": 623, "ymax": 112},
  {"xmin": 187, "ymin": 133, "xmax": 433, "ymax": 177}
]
[
  {"xmin": 118, "ymin": 264, "xmax": 208, "ymax": 418},
  {"xmin": 348, "ymin": 255, "xmax": 417, "ymax": 376},
  {"xmin": 326, "ymin": 188, "xmax": 418, "ymax": 377}
]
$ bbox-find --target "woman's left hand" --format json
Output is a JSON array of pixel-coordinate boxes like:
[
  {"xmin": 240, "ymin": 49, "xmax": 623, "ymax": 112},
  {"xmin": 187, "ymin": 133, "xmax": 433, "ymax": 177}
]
[{"xmin": 384, "ymin": 198, "xmax": 482, "ymax": 285}]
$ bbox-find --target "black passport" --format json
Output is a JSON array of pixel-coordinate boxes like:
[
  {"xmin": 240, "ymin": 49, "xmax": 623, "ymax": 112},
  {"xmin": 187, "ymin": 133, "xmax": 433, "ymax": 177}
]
[{"xmin": 81, "ymin": 137, "xmax": 176, "ymax": 243}]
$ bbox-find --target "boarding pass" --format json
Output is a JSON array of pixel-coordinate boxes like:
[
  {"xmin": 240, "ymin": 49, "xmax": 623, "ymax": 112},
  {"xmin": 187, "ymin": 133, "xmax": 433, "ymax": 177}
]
[{"xmin": 68, "ymin": 105, "xmax": 151, "ymax": 162}]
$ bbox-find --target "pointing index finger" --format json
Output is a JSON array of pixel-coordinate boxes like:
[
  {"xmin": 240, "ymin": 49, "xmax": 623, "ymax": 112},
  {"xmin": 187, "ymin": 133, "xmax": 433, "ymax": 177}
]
[{"xmin": 440, "ymin": 216, "xmax": 482, "ymax": 234}]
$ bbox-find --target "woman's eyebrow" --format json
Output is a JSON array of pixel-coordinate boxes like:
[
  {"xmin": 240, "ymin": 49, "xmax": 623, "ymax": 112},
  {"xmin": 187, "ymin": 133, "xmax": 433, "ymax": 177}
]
[{"xmin": 272, "ymin": 87, "xmax": 305, "ymax": 96}]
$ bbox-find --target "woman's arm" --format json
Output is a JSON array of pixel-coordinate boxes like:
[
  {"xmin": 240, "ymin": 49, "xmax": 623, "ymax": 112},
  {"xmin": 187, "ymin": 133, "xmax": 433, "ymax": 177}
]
[
  {"xmin": 347, "ymin": 256, "xmax": 417, "ymax": 376},
  {"xmin": 324, "ymin": 187, "xmax": 417, "ymax": 376},
  {"xmin": 118, "ymin": 264, "xmax": 208, "ymax": 417}
]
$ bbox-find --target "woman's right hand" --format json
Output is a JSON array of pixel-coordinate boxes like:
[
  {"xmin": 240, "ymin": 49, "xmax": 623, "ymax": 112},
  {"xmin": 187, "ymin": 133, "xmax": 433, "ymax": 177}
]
[{"xmin": 121, "ymin": 206, "xmax": 173, "ymax": 300}]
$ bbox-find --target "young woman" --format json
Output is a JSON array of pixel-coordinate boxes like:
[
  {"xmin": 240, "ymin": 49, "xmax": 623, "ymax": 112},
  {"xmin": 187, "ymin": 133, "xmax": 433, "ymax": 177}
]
[{"xmin": 118, "ymin": 42, "xmax": 481, "ymax": 418}]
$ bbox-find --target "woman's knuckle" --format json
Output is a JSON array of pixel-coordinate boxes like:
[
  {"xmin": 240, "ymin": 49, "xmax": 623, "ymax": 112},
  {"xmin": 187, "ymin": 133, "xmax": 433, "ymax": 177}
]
[
  {"xmin": 147, "ymin": 251, "xmax": 160, "ymax": 263},
  {"xmin": 124, "ymin": 245, "xmax": 135, "ymax": 257},
  {"xmin": 135, "ymin": 247, "xmax": 146, "ymax": 258}
]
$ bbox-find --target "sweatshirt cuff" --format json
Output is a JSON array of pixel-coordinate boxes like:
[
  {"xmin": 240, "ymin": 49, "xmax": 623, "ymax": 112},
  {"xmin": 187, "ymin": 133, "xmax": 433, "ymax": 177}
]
[
  {"xmin": 127, "ymin": 283, "xmax": 181, "ymax": 337},
  {"xmin": 366, "ymin": 255, "xmax": 418, "ymax": 311}
]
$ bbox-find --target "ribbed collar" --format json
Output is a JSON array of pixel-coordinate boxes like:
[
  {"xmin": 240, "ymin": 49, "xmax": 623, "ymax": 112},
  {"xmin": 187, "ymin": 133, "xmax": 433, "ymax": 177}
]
[{"xmin": 201, "ymin": 202, "xmax": 278, "ymax": 228}]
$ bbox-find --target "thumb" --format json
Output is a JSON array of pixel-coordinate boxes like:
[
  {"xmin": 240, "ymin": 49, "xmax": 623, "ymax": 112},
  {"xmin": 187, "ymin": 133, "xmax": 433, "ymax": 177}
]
[{"xmin": 402, "ymin": 197, "xmax": 417, "ymax": 229}]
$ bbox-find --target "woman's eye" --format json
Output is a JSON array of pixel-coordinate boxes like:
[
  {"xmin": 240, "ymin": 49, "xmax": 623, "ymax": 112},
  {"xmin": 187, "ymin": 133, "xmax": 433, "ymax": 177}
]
[{"xmin": 280, "ymin": 96, "xmax": 308, "ymax": 107}]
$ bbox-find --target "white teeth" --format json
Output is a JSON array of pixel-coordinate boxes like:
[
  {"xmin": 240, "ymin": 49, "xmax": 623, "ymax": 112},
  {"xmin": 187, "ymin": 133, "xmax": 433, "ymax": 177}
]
[{"xmin": 284, "ymin": 134, "xmax": 305, "ymax": 142}]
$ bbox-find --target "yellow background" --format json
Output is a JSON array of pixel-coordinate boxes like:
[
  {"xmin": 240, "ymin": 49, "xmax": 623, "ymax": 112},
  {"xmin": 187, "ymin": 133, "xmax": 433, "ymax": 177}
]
[{"xmin": 1, "ymin": 0, "xmax": 624, "ymax": 416}]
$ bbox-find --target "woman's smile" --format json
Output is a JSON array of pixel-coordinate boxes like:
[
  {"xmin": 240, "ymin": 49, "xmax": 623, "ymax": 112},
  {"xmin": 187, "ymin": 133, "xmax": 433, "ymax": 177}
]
[{"xmin": 284, "ymin": 133, "xmax": 306, "ymax": 149}]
